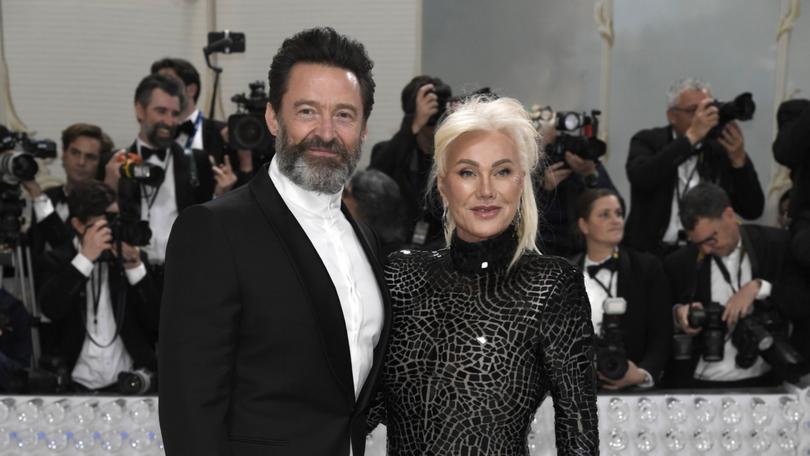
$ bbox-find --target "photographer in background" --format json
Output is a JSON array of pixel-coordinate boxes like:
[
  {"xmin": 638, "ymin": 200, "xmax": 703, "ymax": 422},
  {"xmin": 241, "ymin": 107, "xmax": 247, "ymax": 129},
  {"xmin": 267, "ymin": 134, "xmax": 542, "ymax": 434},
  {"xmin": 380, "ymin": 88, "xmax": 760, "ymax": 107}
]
[
  {"xmin": 773, "ymin": 98, "xmax": 810, "ymax": 269},
  {"xmin": 570, "ymin": 189, "xmax": 672, "ymax": 390},
  {"xmin": 625, "ymin": 78, "xmax": 764, "ymax": 257},
  {"xmin": 663, "ymin": 183, "xmax": 809, "ymax": 388},
  {"xmin": 0, "ymin": 289, "xmax": 32, "ymax": 392},
  {"xmin": 342, "ymin": 169, "xmax": 408, "ymax": 256},
  {"xmin": 535, "ymin": 109, "xmax": 618, "ymax": 257},
  {"xmin": 150, "ymin": 58, "xmax": 247, "ymax": 188},
  {"xmin": 369, "ymin": 75, "xmax": 451, "ymax": 248},
  {"xmin": 37, "ymin": 181, "xmax": 158, "ymax": 393},
  {"xmin": 25, "ymin": 123, "xmax": 113, "ymax": 270}
]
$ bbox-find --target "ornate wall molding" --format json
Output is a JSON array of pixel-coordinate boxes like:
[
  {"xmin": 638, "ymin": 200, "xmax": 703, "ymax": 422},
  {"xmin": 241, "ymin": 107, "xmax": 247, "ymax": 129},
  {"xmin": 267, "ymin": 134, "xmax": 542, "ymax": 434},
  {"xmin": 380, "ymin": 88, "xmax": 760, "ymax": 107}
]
[{"xmin": 594, "ymin": 0, "xmax": 613, "ymax": 158}]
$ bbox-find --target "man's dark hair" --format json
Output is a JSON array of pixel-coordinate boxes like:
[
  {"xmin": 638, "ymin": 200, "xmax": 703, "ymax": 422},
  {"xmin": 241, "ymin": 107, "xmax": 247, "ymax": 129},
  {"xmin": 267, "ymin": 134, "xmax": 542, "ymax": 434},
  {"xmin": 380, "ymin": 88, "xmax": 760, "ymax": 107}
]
[
  {"xmin": 268, "ymin": 27, "xmax": 375, "ymax": 121},
  {"xmin": 347, "ymin": 170, "xmax": 407, "ymax": 245},
  {"xmin": 61, "ymin": 123, "xmax": 105, "ymax": 153},
  {"xmin": 68, "ymin": 181, "xmax": 116, "ymax": 224},
  {"xmin": 134, "ymin": 74, "xmax": 187, "ymax": 112},
  {"xmin": 150, "ymin": 58, "xmax": 201, "ymax": 103},
  {"xmin": 574, "ymin": 188, "xmax": 625, "ymax": 222},
  {"xmin": 679, "ymin": 183, "xmax": 731, "ymax": 231},
  {"xmin": 401, "ymin": 75, "xmax": 445, "ymax": 115}
]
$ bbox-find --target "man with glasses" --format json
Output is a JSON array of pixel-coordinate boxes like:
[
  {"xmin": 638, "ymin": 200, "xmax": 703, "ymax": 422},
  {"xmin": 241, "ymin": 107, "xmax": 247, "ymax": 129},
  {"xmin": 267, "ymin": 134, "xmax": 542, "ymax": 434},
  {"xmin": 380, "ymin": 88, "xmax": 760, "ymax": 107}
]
[
  {"xmin": 662, "ymin": 183, "xmax": 808, "ymax": 388},
  {"xmin": 624, "ymin": 78, "xmax": 764, "ymax": 256}
]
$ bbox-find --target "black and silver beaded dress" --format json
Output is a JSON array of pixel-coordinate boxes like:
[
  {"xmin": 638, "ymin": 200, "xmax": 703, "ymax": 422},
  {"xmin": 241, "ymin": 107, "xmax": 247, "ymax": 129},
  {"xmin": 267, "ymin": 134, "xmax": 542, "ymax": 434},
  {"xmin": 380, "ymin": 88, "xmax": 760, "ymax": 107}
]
[{"xmin": 372, "ymin": 228, "xmax": 599, "ymax": 455}]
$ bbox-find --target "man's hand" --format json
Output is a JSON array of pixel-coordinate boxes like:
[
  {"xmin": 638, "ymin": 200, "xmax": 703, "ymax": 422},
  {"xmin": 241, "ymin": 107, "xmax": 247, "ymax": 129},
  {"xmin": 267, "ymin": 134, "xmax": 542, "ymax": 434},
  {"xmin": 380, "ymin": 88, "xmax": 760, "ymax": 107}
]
[
  {"xmin": 80, "ymin": 219, "xmax": 112, "ymax": 262},
  {"xmin": 112, "ymin": 242, "xmax": 142, "ymax": 270},
  {"xmin": 717, "ymin": 121, "xmax": 747, "ymax": 168},
  {"xmin": 675, "ymin": 302, "xmax": 703, "ymax": 335},
  {"xmin": 411, "ymin": 84, "xmax": 439, "ymax": 135},
  {"xmin": 564, "ymin": 151, "xmax": 597, "ymax": 177},
  {"xmin": 599, "ymin": 360, "xmax": 647, "ymax": 390},
  {"xmin": 21, "ymin": 179, "xmax": 43, "ymax": 198},
  {"xmin": 685, "ymin": 98, "xmax": 719, "ymax": 145},
  {"xmin": 104, "ymin": 149, "xmax": 127, "ymax": 190},
  {"xmin": 541, "ymin": 161, "xmax": 572, "ymax": 192},
  {"xmin": 722, "ymin": 280, "xmax": 759, "ymax": 327},
  {"xmin": 211, "ymin": 155, "xmax": 237, "ymax": 197}
]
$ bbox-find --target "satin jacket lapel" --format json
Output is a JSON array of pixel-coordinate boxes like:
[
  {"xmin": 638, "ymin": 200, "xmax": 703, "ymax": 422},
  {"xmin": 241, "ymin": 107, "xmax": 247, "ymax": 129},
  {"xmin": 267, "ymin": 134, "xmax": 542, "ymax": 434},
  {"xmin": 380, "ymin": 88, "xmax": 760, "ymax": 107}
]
[
  {"xmin": 172, "ymin": 144, "xmax": 194, "ymax": 210},
  {"xmin": 342, "ymin": 206, "xmax": 392, "ymax": 410},
  {"xmin": 616, "ymin": 248, "xmax": 632, "ymax": 305},
  {"xmin": 248, "ymin": 166, "xmax": 355, "ymax": 400}
]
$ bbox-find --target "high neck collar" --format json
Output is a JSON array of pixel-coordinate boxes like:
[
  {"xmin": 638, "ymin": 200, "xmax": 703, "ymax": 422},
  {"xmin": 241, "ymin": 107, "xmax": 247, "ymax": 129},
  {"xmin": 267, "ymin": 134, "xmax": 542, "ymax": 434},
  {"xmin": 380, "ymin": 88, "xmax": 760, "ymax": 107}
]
[
  {"xmin": 268, "ymin": 155, "xmax": 343, "ymax": 217},
  {"xmin": 450, "ymin": 226, "xmax": 518, "ymax": 274}
]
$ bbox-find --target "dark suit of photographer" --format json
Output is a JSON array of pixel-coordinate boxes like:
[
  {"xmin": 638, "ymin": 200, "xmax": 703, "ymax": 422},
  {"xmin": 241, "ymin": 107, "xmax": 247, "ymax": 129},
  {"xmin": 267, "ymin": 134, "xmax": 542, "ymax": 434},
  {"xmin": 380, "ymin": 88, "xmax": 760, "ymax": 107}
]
[
  {"xmin": 0, "ymin": 289, "xmax": 32, "ymax": 392},
  {"xmin": 662, "ymin": 185, "xmax": 808, "ymax": 388},
  {"xmin": 37, "ymin": 183, "xmax": 159, "ymax": 391},
  {"xmin": 773, "ymin": 99, "xmax": 810, "ymax": 269},
  {"xmin": 625, "ymin": 84, "xmax": 764, "ymax": 256},
  {"xmin": 369, "ymin": 76, "xmax": 448, "ymax": 248}
]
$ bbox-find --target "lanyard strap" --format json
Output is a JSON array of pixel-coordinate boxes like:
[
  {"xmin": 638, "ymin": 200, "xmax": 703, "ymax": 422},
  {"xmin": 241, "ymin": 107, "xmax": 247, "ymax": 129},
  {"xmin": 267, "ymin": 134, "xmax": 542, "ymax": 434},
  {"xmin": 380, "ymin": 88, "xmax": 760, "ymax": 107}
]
[
  {"xmin": 183, "ymin": 113, "xmax": 204, "ymax": 150},
  {"xmin": 591, "ymin": 270, "xmax": 616, "ymax": 298},
  {"xmin": 712, "ymin": 246, "xmax": 746, "ymax": 293}
]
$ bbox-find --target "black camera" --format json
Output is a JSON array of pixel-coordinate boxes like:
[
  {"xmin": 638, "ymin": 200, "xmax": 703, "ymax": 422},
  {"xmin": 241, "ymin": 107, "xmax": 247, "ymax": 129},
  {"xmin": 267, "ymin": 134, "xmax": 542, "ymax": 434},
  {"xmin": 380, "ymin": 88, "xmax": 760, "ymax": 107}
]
[
  {"xmin": 228, "ymin": 81, "xmax": 274, "ymax": 153},
  {"xmin": 543, "ymin": 110, "xmax": 606, "ymax": 166},
  {"xmin": 707, "ymin": 92, "xmax": 756, "ymax": 139},
  {"xmin": 684, "ymin": 301, "xmax": 726, "ymax": 362},
  {"xmin": 118, "ymin": 368, "xmax": 155, "ymax": 395},
  {"xmin": 427, "ymin": 82, "xmax": 452, "ymax": 127},
  {"xmin": 595, "ymin": 297, "xmax": 629, "ymax": 381},
  {"xmin": 0, "ymin": 183, "xmax": 25, "ymax": 247},
  {"xmin": 732, "ymin": 305, "xmax": 805, "ymax": 376},
  {"xmin": 0, "ymin": 127, "xmax": 57, "ymax": 185},
  {"xmin": 3, "ymin": 355, "xmax": 70, "ymax": 394},
  {"xmin": 105, "ymin": 212, "xmax": 152, "ymax": 247}
]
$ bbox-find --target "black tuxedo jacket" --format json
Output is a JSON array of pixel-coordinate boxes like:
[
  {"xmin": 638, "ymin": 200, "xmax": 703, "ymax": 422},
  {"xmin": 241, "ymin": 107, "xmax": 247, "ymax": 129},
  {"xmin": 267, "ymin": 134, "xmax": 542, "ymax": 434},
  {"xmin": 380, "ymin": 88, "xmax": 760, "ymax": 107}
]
[
  {"xmin": 28, "ymin": 186, "xmax": 74, "ymax": 287},
  {"xmin": 159, "ymin": 165, "xmax": 392, "ymax": 456},
  {"xmin": 571, "ymin": 246, "xmax": 673, "ymax": 382},
  {"xmin": 119, "ymin": 141, "xmax": 214, "ymax": 220},
  {"xmin": 624, "ymin": 125, "xmax": 764, "ymax": 254},
  {"xmin": 37, "ymin": 244, "xmax": 160, "ymax": 373},
  {"xmin": 661, "ymin": 224, "xmax": 809, "ymax": 386}
]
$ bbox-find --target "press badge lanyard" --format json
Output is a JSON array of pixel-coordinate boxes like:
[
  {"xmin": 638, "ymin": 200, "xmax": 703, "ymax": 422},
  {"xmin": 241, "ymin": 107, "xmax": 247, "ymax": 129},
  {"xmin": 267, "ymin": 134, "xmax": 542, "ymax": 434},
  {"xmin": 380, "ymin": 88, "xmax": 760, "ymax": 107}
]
[
  {"xmin": 182, "ymin": 113, "xmax": 203, "ymax": 188},
  {"xmin": 711, "ymin": 246, "xmax": 745, "ymax": 294},
  {"xmin": 592, "ymin": 271, "xmax": 616, "ymax": 298}
]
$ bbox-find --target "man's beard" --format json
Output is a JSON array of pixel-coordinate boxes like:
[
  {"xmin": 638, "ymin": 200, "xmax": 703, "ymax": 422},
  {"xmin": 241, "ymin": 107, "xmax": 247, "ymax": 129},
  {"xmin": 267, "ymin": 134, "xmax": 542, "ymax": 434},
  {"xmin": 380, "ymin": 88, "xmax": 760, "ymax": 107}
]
[
  {"xmin": 146, "ymin": 122, "xmax": 176, "ymax": 149},
  {"xmin": 275, "ymin": 124, "xmax": 361, "ymax": 195}
]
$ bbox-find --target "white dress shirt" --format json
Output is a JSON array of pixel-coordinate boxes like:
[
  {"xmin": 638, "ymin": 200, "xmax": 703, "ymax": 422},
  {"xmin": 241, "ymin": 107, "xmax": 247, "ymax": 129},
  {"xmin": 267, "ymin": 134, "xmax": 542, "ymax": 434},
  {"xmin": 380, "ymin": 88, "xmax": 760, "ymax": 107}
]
[
  {"xmin": 269, "ymin": 156, "xmax": 383, "ymax": 399},
  {"xmin": 136, "ymin": 138, "xmax": 177, "ymax": 264},
  {"xmin": 175, "ymin": 109, "xmax": 204, "ymax": 151},
  {"xmin": 663, "ymin": 155, "xmax": 700, "ymax": 244},
  {"xmin": 694, "ymin": 239, "xmax": 773, "ymax": 381},
  {"xmin": 69, "ymin": 246, "xmax": 147, "ymax": 389},
  {"xmin": 32, "ymin": 187, "xmax": 69, "ymax": 224}
]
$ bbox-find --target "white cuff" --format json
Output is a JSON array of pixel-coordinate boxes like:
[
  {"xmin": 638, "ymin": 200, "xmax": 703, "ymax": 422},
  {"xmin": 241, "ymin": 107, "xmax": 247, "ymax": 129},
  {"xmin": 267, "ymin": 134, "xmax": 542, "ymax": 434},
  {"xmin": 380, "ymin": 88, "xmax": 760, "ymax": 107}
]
[
  {"xmin": 125, "ymin": 262, "xmax": 147, "ymax": 285},
  {"xmin": 71, "ymin": 253, "xmax": 94, "ymax": 278},
  {"xmin": 755, "ymin": 279, "xmax": 772, "ymax": 300},
  {"xmin": 33, "ymin": 194, "xmax": 55, "ymax": 222}
]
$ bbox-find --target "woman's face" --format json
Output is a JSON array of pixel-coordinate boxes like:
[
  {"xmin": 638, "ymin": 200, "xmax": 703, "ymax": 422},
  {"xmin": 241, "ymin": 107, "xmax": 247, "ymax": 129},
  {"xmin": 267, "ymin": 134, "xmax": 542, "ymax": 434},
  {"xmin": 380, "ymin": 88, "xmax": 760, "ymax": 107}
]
[
  {"xmin": 578, "ymin": 195, "xmax": 624, "ymax": 247},
  {"xmin": 439, "ymin": 130, "xmax": 525, "ymax": 243}
]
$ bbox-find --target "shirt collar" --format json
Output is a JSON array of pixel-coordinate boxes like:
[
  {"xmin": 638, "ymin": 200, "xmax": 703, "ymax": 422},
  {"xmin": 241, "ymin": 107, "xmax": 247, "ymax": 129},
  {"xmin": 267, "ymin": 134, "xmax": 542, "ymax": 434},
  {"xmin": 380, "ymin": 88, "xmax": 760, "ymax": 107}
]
[
  {"xmin": 268, "ymin": 155, "xmax": 342, "ymax": 216},
  {"xmin": 183, "ymin": 109, "xmax": 202, "ymax": 124},
  {"xmin": 720, "ymin": 238, "xmax": 744, "ymax": 263},
  {"xmin": 584, "ymin": 247, "xmax": 618, "ymax": 267}
]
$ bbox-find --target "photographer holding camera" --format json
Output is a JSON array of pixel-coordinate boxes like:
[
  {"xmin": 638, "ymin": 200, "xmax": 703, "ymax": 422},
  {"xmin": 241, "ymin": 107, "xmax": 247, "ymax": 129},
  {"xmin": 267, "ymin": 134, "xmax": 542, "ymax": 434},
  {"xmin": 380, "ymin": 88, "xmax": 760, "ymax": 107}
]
[
  {"xmin": 37, "ymin": 181, "xmax": 159, "ymax": 392},
  {"xmin": 664, "ymin": 183, "xmax": 809, "ymax": 388},
  {"xmin": 536, "ymin": 113, "xmax": 619, "ymax": 256},
  {"xmin": 368, "ymin": 75, "xmax": 451, "ymax": 248},
  {"xmin": 625, "ymin": 78, "xmax": 764, "ymax": 257},
  {"xmin": 570, "ymin": 189, "xmax": 672, "ymax": 390},
  {"xmin": 773, "ymin": 98, "xmax": 810, "ymax": 269}
]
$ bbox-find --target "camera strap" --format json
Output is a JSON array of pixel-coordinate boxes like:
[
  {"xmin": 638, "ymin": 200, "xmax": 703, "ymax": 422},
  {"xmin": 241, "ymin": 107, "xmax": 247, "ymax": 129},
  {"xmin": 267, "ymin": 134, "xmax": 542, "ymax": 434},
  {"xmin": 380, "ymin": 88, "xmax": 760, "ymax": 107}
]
[
  {"xmin": 591, "ymin": 271, "xmax": 616, "ymax": 298},
  {"xmin": 674, "ymin": 154, "xmax": 701, "ymax": 215},
  {"xmin": 711, "ymin": 245, "xmax": 746, "ymax": 294},
  {"xmin": 140, "ymin": 153, "xmax": 172, "ymax": 213},
  {"xmin": 183, "ymin": 115, "xmax": 203, "ymax": 188},
  {"xmin": 83, "ymin": 247, "xmax": 127, "ymax": 349}
]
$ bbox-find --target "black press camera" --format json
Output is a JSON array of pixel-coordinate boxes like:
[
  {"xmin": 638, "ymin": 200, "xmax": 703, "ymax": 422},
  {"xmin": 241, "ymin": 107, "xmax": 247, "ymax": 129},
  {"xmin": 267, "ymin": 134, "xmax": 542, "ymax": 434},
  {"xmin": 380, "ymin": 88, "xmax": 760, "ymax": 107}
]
[
  {"xmin": 707, "ymin": 92, "xmax": 756, "ymax": 139},
  {"xmin": 229, "ymin": 81, "xmax": 274, "ymax": 154},
  {"xmin": 117, "ymin": 368, "xmax": 155, "ymax": 395},
  {"xmin": 595, "ymin": 297, "xmax": 629, "ymax": 381},
  {"xmin": 544, "ymin": 109, "xmax": 606, "ymax": 166}
]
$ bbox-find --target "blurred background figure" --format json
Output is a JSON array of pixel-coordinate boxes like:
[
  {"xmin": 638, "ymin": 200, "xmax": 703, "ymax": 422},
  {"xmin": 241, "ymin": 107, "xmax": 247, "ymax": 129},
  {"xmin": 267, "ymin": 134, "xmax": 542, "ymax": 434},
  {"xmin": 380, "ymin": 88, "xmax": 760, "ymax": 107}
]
[{"xmin": 342, "ymin": 169, "xmax": 408, "ymax": 257}]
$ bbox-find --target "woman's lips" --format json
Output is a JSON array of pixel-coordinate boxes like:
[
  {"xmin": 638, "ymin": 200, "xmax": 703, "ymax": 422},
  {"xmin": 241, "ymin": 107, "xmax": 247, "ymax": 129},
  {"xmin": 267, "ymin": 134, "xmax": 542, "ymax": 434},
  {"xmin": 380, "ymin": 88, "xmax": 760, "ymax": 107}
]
[{"xmin": 470, "ymin": 206, "xmax": 501, "ymax": 219}]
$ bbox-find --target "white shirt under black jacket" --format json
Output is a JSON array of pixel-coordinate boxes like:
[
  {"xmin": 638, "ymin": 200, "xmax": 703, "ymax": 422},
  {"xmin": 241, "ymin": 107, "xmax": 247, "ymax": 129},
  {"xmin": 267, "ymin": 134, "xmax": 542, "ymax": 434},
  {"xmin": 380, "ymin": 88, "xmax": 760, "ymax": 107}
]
[
  {"xmin": 663, "ymin": 131, "xmax": 701, "ymax": 245},
  {"xmin": 268, "ymin": 156, "xmax": 383, "ymax": 400},
  {"xmin": 175, "ymin": 109, "xmax": 204, "ymax": 151},
  {"xmin": 694, "ymin": 239, "xmax": 773, "ymax": 381},
  {"xmin": 136, "ymin": 137, "xmax": 178, "ymax": 264},
  {"xmin": 69, "ymin": 241, "xmax": 147, "ymax": 389},
  {"xmin": 583, "ymin": 251, "xmax": 653, "ymax": 387}
]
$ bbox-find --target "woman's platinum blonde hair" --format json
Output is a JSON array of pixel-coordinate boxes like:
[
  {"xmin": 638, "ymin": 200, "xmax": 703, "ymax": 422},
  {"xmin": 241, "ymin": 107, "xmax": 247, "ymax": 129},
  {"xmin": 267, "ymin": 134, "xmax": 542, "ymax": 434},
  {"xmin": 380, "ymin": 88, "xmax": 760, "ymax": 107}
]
[{"xmin": 430, "ymin": 96, "xmax": 541, "ymax": 268}]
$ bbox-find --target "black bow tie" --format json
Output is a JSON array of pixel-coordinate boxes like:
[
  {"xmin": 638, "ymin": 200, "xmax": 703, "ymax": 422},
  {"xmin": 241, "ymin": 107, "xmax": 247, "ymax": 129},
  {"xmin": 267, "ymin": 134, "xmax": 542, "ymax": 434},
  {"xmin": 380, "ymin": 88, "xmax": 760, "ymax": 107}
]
[
  {"xmin": 177, "ymin": 120, "xmax": 196, "ymax": 137},
  {"xmin": 141, "ymin": 145, "xmax": 167, "ymax": 162},
  {"xmin": 587, "ymin": 256, "xmax": 618, "ymax": 278}
]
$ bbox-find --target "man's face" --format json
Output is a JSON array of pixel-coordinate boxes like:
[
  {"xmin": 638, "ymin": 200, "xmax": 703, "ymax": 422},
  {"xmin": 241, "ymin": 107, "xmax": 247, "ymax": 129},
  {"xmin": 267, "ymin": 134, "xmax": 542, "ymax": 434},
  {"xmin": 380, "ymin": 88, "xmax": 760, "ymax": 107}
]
[
  {"xmin": 687, "ymin": 208, "xmax": 740, "ymax": 257},
  {"xmin": 135, "ymin": 88, "xmax": 181, "ymax": 148},
  {"xmin": 667, "ymin": 88, "xmax": 711, "ymax": 136},
  {"xmin": 265, "ymin": 63, "xmax": 367, "ymax": 194},
  {"xmin": 62, "ymin": 136, "xmax": 102, "ymax": 185}
]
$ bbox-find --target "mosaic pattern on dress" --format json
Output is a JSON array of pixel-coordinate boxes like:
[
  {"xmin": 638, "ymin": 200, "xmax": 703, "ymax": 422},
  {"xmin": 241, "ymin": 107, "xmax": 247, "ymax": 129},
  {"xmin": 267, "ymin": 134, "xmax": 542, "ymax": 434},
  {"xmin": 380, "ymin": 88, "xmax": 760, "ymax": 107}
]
[{"xmin": 373, "ymin": 231, "xmax": 599, "ymax": 455}]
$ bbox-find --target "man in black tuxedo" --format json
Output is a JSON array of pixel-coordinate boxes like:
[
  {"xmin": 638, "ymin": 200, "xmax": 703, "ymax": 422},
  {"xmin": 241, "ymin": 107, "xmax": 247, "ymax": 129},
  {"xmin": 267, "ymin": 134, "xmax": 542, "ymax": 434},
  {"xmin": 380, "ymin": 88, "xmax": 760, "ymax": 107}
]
[
  {"xmin": 37, "ymin": 181, "xmax": 159, "ymax": 392},
  {"xmin": 625, "ymin": 77, "xmax": 764, "ymax": 256},
  {"xmin": 159, "ymin": 27, "xmax": 391, "ymax": 456},
  {"xmin": 150, "ymin": 57, "xmax": 247, "ymax": 188},
  {"xmin": 105, "ymin": 74, "xmax": 218, "ymax": 285},
  {"xmin": 663, "ymin": 183, "xmax": 809, "ymax": 388}
]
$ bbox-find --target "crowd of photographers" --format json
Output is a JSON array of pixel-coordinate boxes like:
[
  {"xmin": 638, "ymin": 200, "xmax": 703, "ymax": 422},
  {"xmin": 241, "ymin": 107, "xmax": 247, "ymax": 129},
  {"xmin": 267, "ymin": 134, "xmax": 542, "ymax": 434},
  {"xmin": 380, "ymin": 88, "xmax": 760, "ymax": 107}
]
[{"xmin": 0, "ymin": 63, "xmax": 808, "ymax": 394}]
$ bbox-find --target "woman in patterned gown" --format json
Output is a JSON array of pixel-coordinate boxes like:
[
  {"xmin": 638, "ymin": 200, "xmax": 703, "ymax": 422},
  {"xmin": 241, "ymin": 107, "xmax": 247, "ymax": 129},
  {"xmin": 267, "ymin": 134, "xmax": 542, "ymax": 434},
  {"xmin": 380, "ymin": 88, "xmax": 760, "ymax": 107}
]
[{"xmin": 370, "ymin": 96, "xmax": 599, "ymax": 455}]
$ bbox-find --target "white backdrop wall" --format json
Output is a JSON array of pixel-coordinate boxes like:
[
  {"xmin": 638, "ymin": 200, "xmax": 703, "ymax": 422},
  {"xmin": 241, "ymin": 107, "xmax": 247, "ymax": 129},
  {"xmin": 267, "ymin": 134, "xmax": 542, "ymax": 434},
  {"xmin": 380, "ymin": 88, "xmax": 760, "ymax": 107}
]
[
  {"xmin": 0, "ymin": 0, "xmax": 421, "ymax": 182},
  {"xmin": 424, "ymin": 0, "xmax": 810, "ymax": 225}
]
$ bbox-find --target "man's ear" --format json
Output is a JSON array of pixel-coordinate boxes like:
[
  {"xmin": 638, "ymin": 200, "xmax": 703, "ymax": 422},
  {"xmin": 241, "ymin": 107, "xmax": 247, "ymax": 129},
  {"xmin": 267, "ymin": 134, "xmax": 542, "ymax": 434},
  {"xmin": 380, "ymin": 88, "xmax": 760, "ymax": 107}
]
[
  {"xmin": 265, "ymin": 103, "xmax": 280, "ymax": 136},
  {"xmin": 70, "ymin": 217, "xmax": 84, "ymax": 234},
  {"xmin": 135, "ymin": 103, "xmax": 145, "ymax": 124},
  {"xmin": 187, "ymin": 83, "xmax": 199, "ymax": 104}
]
